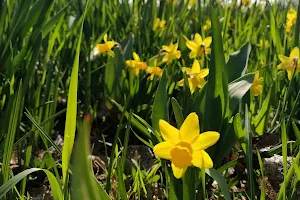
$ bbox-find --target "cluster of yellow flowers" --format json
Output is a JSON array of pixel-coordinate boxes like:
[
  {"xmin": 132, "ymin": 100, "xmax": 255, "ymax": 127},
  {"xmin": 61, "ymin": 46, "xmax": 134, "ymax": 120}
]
[
  {"xmin": 95, "ymin": 31, "xmax": 212, "ymax": 88},
  {"xmin": 94, "ymin": 30, "xmax": 268, "ymax": 97},
  {"xmin": 286, "ymin": 8, "xmax": 297, "ymax": 33}
]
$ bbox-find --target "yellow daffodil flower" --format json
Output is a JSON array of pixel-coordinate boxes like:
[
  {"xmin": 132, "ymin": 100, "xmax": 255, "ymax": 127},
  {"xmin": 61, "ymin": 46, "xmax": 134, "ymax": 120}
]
[
  {"xmin": 153, "ymin": 112, "xmax": 220, "ymax": 179},
  {"xmin": 125, "ymin": 52, "xmax": 147, "ymax": 76},
  {"xmin": 146, "ymin": 59, "xmax": 163, "ymax": 80},
  {"xmin": 242, "ymin": 0, "xmax": 250, "ymax": 6},
  {"xmin": 277, "ymin": 47, "xmax": 300, "ymax": 80},
  {"xmin": 153, "ymin": 18, "xmax": 166, "ymax": 32},
  {"xmin": 286, "ymin": 8, "xmax": 297, "ymax": 33},
  {"xmin": 96, "ymin": 34, "xmax": 115, "ymax": 57},
  {"xmin": 162, "ymin": 43, "xmax": 181, "ymax": 63},
  {"xmin": 177, "ymin": 60, "xmax": 209, "ymax": 94},
  {"xmin": 250, "ymin": 71, "xmax": 263, "ymax": 96},
  {"xmin": 184, "ymin": 0, "xmax": 196, "ymax": 7},
  {"xmin": 185, "ymin": 33, "xmax": 212, "ymax": 58},
  {"xmin": 286, "ymin": 21, "xmax": 294, "ymax": 33},
  {"xmin": 258, "ymin": 39, "xmax": 269, "ymax": 49},
  {"xmin": 203, "ymin": 19, "xmax": 211, "ymax": 31}
]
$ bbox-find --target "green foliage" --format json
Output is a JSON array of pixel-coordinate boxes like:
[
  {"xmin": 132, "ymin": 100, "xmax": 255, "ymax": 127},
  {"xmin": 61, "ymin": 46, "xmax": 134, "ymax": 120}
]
[{"xmin": 1, "ymin": 0, "xmax": 300, "ymax": 199}]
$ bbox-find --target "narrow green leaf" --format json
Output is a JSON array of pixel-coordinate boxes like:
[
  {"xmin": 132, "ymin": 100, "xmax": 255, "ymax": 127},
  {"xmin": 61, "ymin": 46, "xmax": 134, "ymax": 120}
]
[
  {"xmin": 182, "ymin": 168, "xmax": 196, "ymax": 200},
  {"xmin": 0, "ymin": 168, "xmax": 63, "ymax": 200},
  {"xmin": 281, "ymin": 120, "xmax": 288, "ymax": 200},
  {"xmin": 245, "ymin": 105, "xmax": 254, "ymax": 199},
  {"xmin": 22, "ymin": 32, "xmax": 42, "ymax": 96},
  {"xmin": 233, "ymin": 113, "xmax": 246, "ymax": 152},
  {"xmin": 205, "ymin": 168, "xmax": 231, "ymax": 200},
  {"xmin": 293, "ymin": 0, "xmax": 300, "ymax": 47},
  {"xmin": 42, "ymin": 5, "xmax": 68, "ymax": 38},
  {"xmin": 24, "ymin": 111, "xmax": 62, "ymax": 155},
  {"xmin": 218, "ymin": 159, "xmax": 240, "ymax": 173},
  {"xmin": 152, "ymin": 71, "xmax": 169, "ymax": 132},
  {"xmin": 110, "ymin": 99, "xmax": 152, "ymax": 138},
  {"xmin": 1, "ymin": 81, "xmax": 23, "ymax": 184},
  {"xmin": 254, "ymin": 86, "xmax": 272, "ymax": 135},
  {"xmin": 270, "ymin": 8, "xmax": 283, "ymax": 53},
  {"xmin": 62, "ymin": 2, "xmax": 87, "ymax": 184},
  {"xmin": 171, "ymin": 97, "xmax": 184, "ymax": 128},
  {"xmin": 256, "ymin": 150, "xmax": 265, "ymax": 200},
  {"xmin": 278, "ymin": 152, "xmax": 300, "ymax": 199},
  {"xmin": 292, "ymin": 122, "xmax": 300, "ymax": 142},
  {"xmin": 72, "ymin": 115, "xmax": 111, "ymax": 200}
]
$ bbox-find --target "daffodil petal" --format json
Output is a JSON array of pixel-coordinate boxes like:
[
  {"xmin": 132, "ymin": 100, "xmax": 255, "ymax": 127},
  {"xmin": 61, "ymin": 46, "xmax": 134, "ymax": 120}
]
[
  {"xmin": 159, "ymin": 120, "xmax": 180, "ymax": 144},
  {"xmin": 126, "ymin": 60, "xmax": 135, "ymax": 68},
  {"xmin": 189, "ymin": 51, "xmax": 197, "ymax": 59},
  {"xmin": 182, "ymin": 67, "xmax": 192, "ymax": 74},
  {"xmin": 174, "ymin": 43, "xmax": 179, "ymax": 51},
  {"xmin": 108, "ymin": 50, "xmax": 115, "ymax": 57},
  {"xmin": 205, "ymin": 48, "xmax": 211, "ymax": 55},
  {"xmin": 198, "ymin": 69, "xmax": 209, "ymax": 78},
  {"xmin": 162, "ymin": 45, "xmax": 171, "ymax": 52},
  {"xmin": 175, "ymin": 51, "xmax": 181, "ymax": 59},
  {"xmin": 186, "ymin": 41, "xmax": 198, "ymax": 51},
  {"xmin": 189, "ymin": 79, "xmax": 197, "ymax": 94},
  {"xmin": 153, "ymin": 142, "xmax": 174, "ymax": 160},
  {"xmin": 277, "ymin": 63, "xmax": 288, "ymax": 70},
  {"xmin": 106, "ymin": 41, "xmax": 115, "ymax": 49},
  {"xmin": 133, "ymin": 67, "xmax": 139, "ymax": 76},
  {"xmin": 192, "ymin": 131, "xmax": 220, "ymax": 150},
  {"xmin": 191, "ymin": 59, "xmax": 201, "ymax": 74},
  {"xmin": 133, "ymin": 52, "xmax": 140, "ymax": 62},
  {"xmin": 177, "ymin": 79, "xmax": 184, "ymax": 86},
  {"xmin": 203, "ymin": 37, "xmax": 212, "ymax": 47},
  {"xmin": 171, "ymin": 163, "xmax": 187, "ymax": 179},
  {"xmin": 287, "ymin": 68, "xmax": 295, "ymax": 80},
  {"xmin": 201, "ymin": 150, "xmax": 213, "ymax": 168},
  {"xmin": 162, "ymin": 54, "xmax": 169, "ymax": 63},
  {"xmin": 104, "ymin": 34, "xmax": 108, "ymax": 42},
  {"xmin": 278, "ymin": 55, "xmax": 290, "ymax": 65},
  {"xmin": 179, "ymin": 112, "xmax": 200, "ymax": 142},
  {"xmin": 290, "ymin": 47, "xmax": 299, "ymax": 59},
  {"xmin": 194, "ymin": 33, "xmax": 203, "ymax": 46},
  {"xmin": 194, "ymin": 76, "xmax": 206, "ymax": 88},
  {"xmin": 192, "ymin": 150, "xmax": 203, "ymax": 168},
  {"xmin": 97, "ymin": 44, "xmax": 106, "ymax": 54}
]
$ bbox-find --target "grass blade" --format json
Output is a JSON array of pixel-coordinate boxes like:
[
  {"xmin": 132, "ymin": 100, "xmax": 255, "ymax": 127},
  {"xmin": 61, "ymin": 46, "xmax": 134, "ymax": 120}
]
[
  {"xmin": 281, "ymin": 120, "xmax": 288, "ymax": 200},
  {"xmin": 245, "ymin": 105, "xmax": 254, "ymax": 199},
  {"xmin": 1, "ymin": 81, "xmax": 23, "ymax": 184},
  {"xmin": 205, "ymin": 168, "xmax": 231, "ymax": 200},
  {"xmin": 71, "ymin": 115, "xmax": 111, "ymax": 200},
  {"xmin": 152, "ymin": 71, "xmax": 169, "ymax": 132},
  {"xmin": 0, "ymin": 168, "xmax": 62, "ymax": 200},
  {"xmin": 61, "ymin": 1, "xmax": 88, "ymax": 184}
]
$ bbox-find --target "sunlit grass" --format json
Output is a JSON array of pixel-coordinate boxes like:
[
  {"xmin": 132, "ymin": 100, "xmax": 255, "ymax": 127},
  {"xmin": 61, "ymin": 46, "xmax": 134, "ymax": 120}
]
[{"xmin": 0, "ymin": 0, "xmax": 300, "ymax": 199}]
